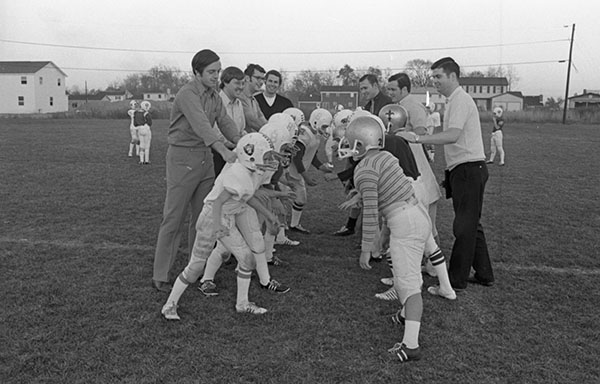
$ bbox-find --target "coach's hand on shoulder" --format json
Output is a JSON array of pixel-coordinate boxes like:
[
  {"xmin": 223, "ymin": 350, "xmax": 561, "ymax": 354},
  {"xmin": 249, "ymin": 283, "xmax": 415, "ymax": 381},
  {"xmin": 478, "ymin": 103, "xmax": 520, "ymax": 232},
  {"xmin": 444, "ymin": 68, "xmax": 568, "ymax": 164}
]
[{"xmin": 360, "ymin": 251, "xmax": 372, "ymax": 270}]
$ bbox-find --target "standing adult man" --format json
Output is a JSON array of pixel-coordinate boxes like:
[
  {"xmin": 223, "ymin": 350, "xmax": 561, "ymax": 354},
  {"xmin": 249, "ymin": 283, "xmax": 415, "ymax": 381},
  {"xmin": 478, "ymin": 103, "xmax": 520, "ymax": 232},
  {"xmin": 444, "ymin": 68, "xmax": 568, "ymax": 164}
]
[
  {"xmin": 359, "ymin": 74, "xmax": 393, "ymax": 115},
  {"xmin": 255, "ymin": 70, "xmax": 294, "ymax": 120},
  {"xmin": 398, "ymin": 57, "xmax": 494, "ymax": 291},
  {"xmin": 152, "ymin": 49, "xmax": 242, "ymax": 293},
  {"xmin": 240, "ymin": 64, "xmax": 268, "ymax": 132},
  {"xmin": 212, "ymin": 66, "xmax": 246, "ymax": 175}
]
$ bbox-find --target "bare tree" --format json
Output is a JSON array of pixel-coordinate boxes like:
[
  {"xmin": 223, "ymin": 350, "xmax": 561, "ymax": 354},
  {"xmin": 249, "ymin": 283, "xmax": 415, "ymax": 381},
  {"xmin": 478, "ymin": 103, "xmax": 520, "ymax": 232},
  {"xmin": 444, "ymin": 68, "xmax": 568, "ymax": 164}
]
[
  {"xmin": 485, "ymin": 65, "xmax": 520, "ymax": 90},
  {"xmin": 337, "ymin": 64, "xmax": 359, "ymax": 87},
  {"xmin": 404, "ymin": 59, "xmax": 433, "ymax": 87}
]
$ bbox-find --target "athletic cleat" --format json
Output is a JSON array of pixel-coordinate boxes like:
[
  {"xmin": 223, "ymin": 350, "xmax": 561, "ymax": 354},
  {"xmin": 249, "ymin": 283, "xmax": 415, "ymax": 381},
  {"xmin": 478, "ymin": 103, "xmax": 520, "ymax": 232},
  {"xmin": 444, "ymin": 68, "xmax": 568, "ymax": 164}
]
[
  {"xmin": 267, "ymin": 256, "xmax": 285, "ymax": 266},
  {"xmin": 236, "ymin": 302, "xmax": 267, "ymax": 315},
  {"xmin": 289, "ymin": 225, "xmax": 310, "ymax": 234},
  {"xmin": 161, "ymin": 301, "xmax": 180, "ymax": 321},
  {"xmin": 333, "ymin": 225, "xmax": 355, "ymax": 236},
  {"xmin": 427, "ymin": 285, "xmax": 457, "ymax": 300},
  {"xmin": 198, "ymin": 280, "xmax": 219, "ymax": 296},
  {"xmin": 375, "ymin": 287, "xmax": 399, "ymax": 301},
  {"xmin": 388, "ymin": 342, "xmax": 422, "ymax": 362},
  {"xmin": 275, "ymin": 237, "xmax": 300, "ymax": 246},
  {"xmin": 390, "ymin": 309, "xmax": 405, "ymax": 325},
  {"xmin": 260, "ymin": 279, "xmax": 290, "ymax": 293},
  {"xmin": 380, "ymin": 277, "xmax": 394, "ymax": 286},
  {"xmin": 370, "ymin": 254, "xmax": 384, "ymax": 263}
]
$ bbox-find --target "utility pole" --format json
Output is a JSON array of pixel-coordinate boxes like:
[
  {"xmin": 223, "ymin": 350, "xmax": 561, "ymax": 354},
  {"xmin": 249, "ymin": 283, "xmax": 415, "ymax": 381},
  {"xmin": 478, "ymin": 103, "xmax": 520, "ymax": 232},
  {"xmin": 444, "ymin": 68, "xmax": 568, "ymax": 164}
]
[{"xmin": 562, "ymin": 23, "xmax": 575, "ymax": 124}]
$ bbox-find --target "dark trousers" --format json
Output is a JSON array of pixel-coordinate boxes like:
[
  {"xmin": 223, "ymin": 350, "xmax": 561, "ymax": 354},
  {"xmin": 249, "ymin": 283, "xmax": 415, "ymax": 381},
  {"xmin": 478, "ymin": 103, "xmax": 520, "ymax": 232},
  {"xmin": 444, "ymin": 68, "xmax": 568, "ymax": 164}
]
[{"xmin": 448, "ymin": 161, "xmax": 494, "ymax": 289}]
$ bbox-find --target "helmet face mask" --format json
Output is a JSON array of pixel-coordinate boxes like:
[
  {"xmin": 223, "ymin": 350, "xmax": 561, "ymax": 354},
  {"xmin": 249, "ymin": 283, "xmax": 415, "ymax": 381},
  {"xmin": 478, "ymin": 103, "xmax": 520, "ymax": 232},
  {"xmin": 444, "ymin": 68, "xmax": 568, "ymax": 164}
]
[
  {"xmin": 493, "ymin": 107, "xmax": 503, "ymax": 118},
  {"xmin": 309, "ymin": 108, "xmax": 333, "ymax": 137},
  {"xmin": 235, "ymin": 133, "xmax": 277, "ymax": 172},
  {"xmin": 129, "ymin": 100, "xmax": 138, "ymax": 109},
  {"xmin": 259, "ymin": 122, "xmax": 296, "ymax": 169},
  {"xmin": 141, "ymin": 101, "xmax": 151, "ymax": 111}
]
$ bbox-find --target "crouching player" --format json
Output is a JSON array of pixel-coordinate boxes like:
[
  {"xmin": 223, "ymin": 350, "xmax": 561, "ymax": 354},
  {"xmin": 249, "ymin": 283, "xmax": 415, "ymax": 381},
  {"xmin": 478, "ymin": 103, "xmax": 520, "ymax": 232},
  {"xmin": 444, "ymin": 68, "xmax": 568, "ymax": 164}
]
[
  {"xmin": 136, "ymin": 101, "xmax": 153, "ymax": 164},
  {"xmin": 338, "ymin": 115, "xmax": 430, "ymax": 362},
  {"xmin": 161, "ymin": 133, "xmax": 282, "ymax": 320}
]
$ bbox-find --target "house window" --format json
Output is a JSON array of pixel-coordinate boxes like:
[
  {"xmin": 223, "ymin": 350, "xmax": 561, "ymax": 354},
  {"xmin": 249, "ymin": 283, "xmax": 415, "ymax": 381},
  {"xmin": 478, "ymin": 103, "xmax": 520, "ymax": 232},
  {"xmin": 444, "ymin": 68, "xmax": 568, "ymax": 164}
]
[
  {"xmin": 487, "ymin": 86, "xmax": 490, "ymax": 93},
  {"xmin": 479, "ymin": 86, "xmax": 483, "ymax": 93},
  {"xmin": 146, "ymin": 94, "xmax": 150, "ymax": 99},
  {"xmin": 72, "ymin": 102, "xmax": 78, "ymax": 108},
  {"xmin": 18, "ymin": 96, "xmax": 24, "ymax": 106},
  {"xmin": 39, "ymin": 77, "xmax": 43, "ymax": 85},
  {"xmin": 21, "ymin": 76, "xmax": 27, "ymax": 84},
  {"xmin": 50, "ymin": 97, "xmax": 54, "ymax": 106},
  {"xmin": 57, "ymin": 78, "xmax": 61, "ymax": 86},
  {"xmin": 493, "ymin": 86, "xmax": 497, "ymax": 93},
  {"xmin": 158, "ymin": 94, "xmax": 162, "ymax": 99}
]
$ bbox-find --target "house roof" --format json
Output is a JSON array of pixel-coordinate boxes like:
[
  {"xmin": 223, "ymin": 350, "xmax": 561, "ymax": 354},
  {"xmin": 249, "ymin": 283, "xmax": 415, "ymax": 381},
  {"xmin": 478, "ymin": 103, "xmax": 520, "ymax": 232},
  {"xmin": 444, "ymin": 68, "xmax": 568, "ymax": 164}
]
[
  {"xmin": 320, "ymin": 86, "xmax": 357, "ymax": 93},
  {"xmin": 459, "ymin": 77, "xmax": 508, "ymax": 86},
  {"xmin": 0, "ymin": 61, "xmax": 67, "ymax": 77},
  {"xmin": 568, "ymin": 92, "xmax": 600, "ymax": 100},
  {"xmin": 491, "ymin": 91, "xmax": 523, "ymax": 99}
]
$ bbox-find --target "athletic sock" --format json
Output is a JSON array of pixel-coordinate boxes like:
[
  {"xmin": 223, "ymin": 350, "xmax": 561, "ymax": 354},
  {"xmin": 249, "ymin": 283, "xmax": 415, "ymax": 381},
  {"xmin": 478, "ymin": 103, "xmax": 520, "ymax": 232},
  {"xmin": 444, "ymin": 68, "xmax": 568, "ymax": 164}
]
[
  {"xmin": 236, "ymin": 269, "xmax": 252, "ymax": 307},
  {"xmin": 290, "ymin": 202, "xmax": 303, "ymax": 227},
  {"xmin": 429, "ymin": 249, "xmax": 453, "ymax": 293},
  {"xmin": 402, "ymin": 320, "xmax": 421, "ymax": 349},
  {"xmin": 166, "ymin": 274, "xmax": 189, "ymax": 306},
  {"xmin": 254, "ymin": 252, "xmax": 271, "ymax": 286},
  {"xmin": 264, "ymin": 233, "xmax": 275, "ymax": 262}
]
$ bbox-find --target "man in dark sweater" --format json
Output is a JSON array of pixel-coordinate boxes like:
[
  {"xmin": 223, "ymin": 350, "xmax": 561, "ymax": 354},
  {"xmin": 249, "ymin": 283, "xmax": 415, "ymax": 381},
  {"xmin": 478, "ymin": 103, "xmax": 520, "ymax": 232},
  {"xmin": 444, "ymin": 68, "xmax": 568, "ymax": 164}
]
[
  {"xmin": 359, "ymin": 74, "xmax": 393, "ymax": 115},
  {"xmin": 255, "ymin": 70, "xmax": 294, "ymax": 119}
]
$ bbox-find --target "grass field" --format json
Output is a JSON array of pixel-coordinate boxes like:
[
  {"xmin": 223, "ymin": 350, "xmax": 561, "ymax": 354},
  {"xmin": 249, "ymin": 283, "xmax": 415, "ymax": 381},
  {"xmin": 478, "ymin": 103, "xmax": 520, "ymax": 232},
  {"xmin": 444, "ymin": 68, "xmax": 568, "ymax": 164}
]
[{"xmin": 1, "ymin": 118, "xmax": 599, "ymax": 383}]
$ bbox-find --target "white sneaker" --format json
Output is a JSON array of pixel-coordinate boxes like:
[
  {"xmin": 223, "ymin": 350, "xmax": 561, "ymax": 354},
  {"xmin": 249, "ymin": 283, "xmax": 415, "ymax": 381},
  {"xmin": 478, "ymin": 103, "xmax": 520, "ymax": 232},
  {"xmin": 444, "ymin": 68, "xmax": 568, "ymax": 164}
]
[
  {"xmin": 236, "ymin": 302, "xmax": 267, "ymax": 315},
  {"xmin": 375, "ymin": 287, "xmax": 398, "ymax": 301},
  {"xmin": 161, "ymin": 301, "xmax": 180, "ymax": 320},
  {"xmin": 275, "ymin": 237, "xmax": 300, "ymax": 246},
  {"xmin": 380, "ymin": 277, "xmax": 394, "ymax": 286},
  {"xmin": 427, "ymin": 285, "xmax": 457, "ymax": 300}
]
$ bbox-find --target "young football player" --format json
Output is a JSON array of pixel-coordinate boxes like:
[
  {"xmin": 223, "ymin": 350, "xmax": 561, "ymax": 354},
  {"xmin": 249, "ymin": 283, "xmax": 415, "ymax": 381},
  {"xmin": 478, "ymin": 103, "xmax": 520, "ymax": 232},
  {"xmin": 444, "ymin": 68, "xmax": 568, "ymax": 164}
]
[
  {"xmin": 136, "ymin": 101, "xmax": 153, "ymax": 164},
  {"xmin": 487, "ymin": 107, "xmax": 505, "ymax": 166},
  {"xmin": 161, "ymin": 133, "xmax": 282, "ymax": 320},
  {"xmin": 127, "ymin": 100, "xmax": 140, "ymax": 157},
  {"xmin": 338, "ymin": 115, "xmax": 430, "ymax": 362},
  {"xmin": 286, "ymin": 109, "xmax": 333, "ymax": 234}
]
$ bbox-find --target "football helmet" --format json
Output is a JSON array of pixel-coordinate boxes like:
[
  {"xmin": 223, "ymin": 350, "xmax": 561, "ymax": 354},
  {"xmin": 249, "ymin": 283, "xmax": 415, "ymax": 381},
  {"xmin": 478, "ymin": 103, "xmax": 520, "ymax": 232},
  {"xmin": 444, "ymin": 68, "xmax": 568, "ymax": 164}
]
[
  {"xmin": 282, "ymin": 107, "xmax": 305, "ymax": 126},
  {"xmin": 349, "ymin": 108, "xmax": 372, "ymax": 122},
  {"xmin": 259, "ymin": 122, "xmax": 296, "ymax": 168},
  {"xmin": 129, "ymin": 100, "xmax": 138, "ymax": 109},
  {"xmin": 235, "ymin": 132, "xmax": 278, "ymax": 172},
  {"xmin": 333, "ymin": 109, "xmax": 353, "ymax": 129},
  {"xmin": 338, "ymin": 115, "xmax": 386, "ymax": 160},
  {"xmin": 493, "ymin": 106, "xmax": 503, "ymax": 118},
  {"xmin": 309, "ymin": 108, "xmax": 333, "ymax": 137},
  {"xmin": 268, "ymin": 113, "xmax": 298, "ymax": 144},
  {"xmin": 378, "ymin": 104, "xmax": 408, "ymax": 134},
  {"xmin": 140, "ymin": 101, "xmax": 151, "ymax": 111}
]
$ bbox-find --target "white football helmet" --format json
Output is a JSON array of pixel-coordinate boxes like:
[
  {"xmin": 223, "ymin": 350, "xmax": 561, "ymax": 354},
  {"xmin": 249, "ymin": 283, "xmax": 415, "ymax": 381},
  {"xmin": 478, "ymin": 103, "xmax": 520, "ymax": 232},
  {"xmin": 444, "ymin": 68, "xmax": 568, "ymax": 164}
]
[
  {"xmin": 140, "ymin": 101, "xmax": 151, "ymax": 111},
  {"xmin": 259, "ymin": 122, "xmax": 296, "ymax": 168},
  {"xmin": 268, "ymin": 113, "xmax": 298, "ymax": 144},
  {"xmin": 493, "ymin": 107, "xmax": 503, "ymax": 118},
  {"xmin": 129, "ymin": 100, "xmax": 138, "ymax": 109},
  {"xmin": 378, "ymin": 104, "xmax": 408, "ymax": 134},
  {"xmin": 333, "ymin": 109, "xmax": 353, "ymax": 129},
  {"xmin": 309, "ymin": 108, "xmax": 333, "ymax": 137},
  {"xmin": 282, "ymin": 107, "xmax": 305, "ymax": 126},
  {"xmin": 349, "ymin": 108, "xmax": 372, "ymax": 122},
  {"xmin": 338, "ymin": 115, "xmax": 386, "ymax": 160},
  {"xmin": 235, "ymin": 132, "xmax": 278, "ymax": 172}
]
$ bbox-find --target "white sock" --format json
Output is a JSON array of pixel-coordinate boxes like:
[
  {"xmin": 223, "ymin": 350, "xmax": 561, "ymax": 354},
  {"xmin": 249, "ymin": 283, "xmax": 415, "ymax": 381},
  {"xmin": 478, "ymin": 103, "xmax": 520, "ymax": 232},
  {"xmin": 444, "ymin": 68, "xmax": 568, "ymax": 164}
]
[
  {"xmin": 264, "ymin": 234, "xmax": 275, "ymax": 262},
  {"xmin": 236, "ymin": 271, "xmax": 252, "ymax": 307},
  {"xmin": 201, "ymin": 248, "xmax": 224, "ymax": 283},
  {"xmin": 276, "ymin": 227, "xmax": 286, "ymax": 241},
  {"xmin": 128, "ymin": 143, "xmax": 134, "ymax": 155},
  {"xmin": 145, "ymin": 148, "xmax": 150, "ymax": 163},
  {"xmin": 402, "ymin": 320, "xmax": 421, "ymax": 349},
  {"xmin": 254, "ymin": 252, "xmax": 270, "ymax": 286},
  {"xmin": 434, "ymin": 263, "xmax": 453, "ymax": 293},
  {"xmin": 290, "ymin": 208, "xmax": 302, "ymax": 227},
  {"xmin": 165, "ymin": 274, "xmax": 189, "ymax": 306},
  {"xmin": 136, "ymin": 144, "xmax": 140, "ymax": 155}
]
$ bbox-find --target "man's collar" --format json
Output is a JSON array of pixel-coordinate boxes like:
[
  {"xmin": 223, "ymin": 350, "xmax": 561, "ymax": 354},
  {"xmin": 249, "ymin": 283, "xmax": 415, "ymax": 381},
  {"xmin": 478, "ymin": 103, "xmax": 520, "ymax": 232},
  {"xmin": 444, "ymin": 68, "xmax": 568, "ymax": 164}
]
[
  {"xmin": 447, "ymin": 85, "xmax": 461, "ymax": 100},
  {"xmin": 193, "ymin": 76, "xmax": 214, "ymax": 95}
]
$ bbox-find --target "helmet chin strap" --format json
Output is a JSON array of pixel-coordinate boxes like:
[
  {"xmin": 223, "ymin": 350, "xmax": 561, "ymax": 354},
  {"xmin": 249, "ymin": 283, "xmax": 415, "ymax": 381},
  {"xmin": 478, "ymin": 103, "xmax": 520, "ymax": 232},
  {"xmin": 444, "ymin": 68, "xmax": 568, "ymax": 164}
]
[{"xmin": 337, "ymin": 140, "xmax": 359, "ymax": 160}]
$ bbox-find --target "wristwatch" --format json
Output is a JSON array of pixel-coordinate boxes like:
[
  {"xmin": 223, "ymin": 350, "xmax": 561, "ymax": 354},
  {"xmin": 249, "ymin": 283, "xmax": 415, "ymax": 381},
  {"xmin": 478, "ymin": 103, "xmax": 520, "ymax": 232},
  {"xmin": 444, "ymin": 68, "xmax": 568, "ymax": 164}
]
[{"xmin": 415, "ymin": 135, "xmax": 420, "ymax": 143}]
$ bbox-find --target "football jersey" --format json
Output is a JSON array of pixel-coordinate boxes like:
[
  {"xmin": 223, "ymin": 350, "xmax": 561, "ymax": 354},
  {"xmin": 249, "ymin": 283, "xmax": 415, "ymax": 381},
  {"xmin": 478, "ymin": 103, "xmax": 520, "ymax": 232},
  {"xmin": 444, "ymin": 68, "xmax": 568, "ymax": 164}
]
[{"xmin": 205, "ymin": 162, "xmax": 257, "ymax": 215}]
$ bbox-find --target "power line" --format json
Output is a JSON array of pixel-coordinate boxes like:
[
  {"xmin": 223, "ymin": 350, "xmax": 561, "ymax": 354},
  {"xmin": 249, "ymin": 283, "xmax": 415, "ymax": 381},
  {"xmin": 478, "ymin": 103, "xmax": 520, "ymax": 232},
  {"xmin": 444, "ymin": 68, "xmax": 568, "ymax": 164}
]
[{"xmin": 0, "ymin": 37, "xmax": 569, "ymax": 55}]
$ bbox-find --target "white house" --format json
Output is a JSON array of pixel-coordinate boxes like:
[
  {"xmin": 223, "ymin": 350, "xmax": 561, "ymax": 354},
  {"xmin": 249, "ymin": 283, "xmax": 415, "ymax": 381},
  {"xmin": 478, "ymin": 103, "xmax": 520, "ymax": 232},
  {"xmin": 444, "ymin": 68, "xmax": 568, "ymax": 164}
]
[
  {"xmin": 491, "ymin": 92, "xmax": 524, "ymax": 112},
  {"xmin": 0, "ymin": 61, "xmax": 68, "ymax": 114},
  {"xmin": 142, "ymin": 91, "xmax": 173, "ymax": 101}
]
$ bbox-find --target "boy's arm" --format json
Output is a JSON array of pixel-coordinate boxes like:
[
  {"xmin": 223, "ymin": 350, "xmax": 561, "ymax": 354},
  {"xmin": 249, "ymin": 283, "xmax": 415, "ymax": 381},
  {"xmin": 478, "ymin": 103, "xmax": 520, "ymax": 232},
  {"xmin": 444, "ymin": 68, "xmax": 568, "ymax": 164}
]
[{"xmin": 247, "ymin": 196, "xmax": 278, "ymax": 226}]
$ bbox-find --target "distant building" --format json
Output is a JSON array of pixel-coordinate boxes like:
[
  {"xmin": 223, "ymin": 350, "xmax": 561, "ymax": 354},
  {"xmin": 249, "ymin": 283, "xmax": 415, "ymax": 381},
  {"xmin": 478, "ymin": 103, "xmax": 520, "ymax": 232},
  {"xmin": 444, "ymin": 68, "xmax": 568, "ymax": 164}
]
[
  {"xmin": 68, "ymin": 93, "xmax": 107, "ymax": 110},
  {"xmin": 142, "ymin": 90, "xmax": 173, "ymax": 102},
  {"xmin": 297, "ymin": 92, "xmax": 321, "ymax": 117},
  {"xmin": 491, "ymin": 91, "xmax": 524, "ymax": 112},
  {"xmin": 459, "ymin": 77, "xmax": 510, "ymax": 111},
  {"xmin": 568, "ymin": 90, "xmax": 600, "ymax": 109},
  {"xmin": 523, "ymin": 95, "xmax": 544, "ymax": 109},
  {"xmin": 319, "ymin": 86, "xmax": 359, "ymax": 111},
  {"xmin": 0, "ymin": 61, "xmax": 68, "ymax": 114}
]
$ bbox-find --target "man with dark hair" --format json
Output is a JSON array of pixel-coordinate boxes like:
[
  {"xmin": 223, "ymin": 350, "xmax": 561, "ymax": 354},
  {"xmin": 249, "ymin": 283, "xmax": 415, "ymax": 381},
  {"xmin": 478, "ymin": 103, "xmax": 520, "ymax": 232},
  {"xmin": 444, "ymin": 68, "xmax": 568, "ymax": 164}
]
[
  {"xmin": 212, "ymin": 66, "xmax": 246, "ymax": 175},
  {"xmin": 398, "ymin": 57, "xmax": 494, "ymax": 292},
  {"xmin": 359, "ymin": 73, "xmax": 393, "ymax": 115},
  {"xmin": 255, "ymin": 69, "xmax": 294, "ymax": 119},
  {"xmin": 240, "ymin": 64, "xmax": 268, "ymax": 132},
  {"xmin": 152, "ymin": 49, "xmax": 242, "ymax": 293}
]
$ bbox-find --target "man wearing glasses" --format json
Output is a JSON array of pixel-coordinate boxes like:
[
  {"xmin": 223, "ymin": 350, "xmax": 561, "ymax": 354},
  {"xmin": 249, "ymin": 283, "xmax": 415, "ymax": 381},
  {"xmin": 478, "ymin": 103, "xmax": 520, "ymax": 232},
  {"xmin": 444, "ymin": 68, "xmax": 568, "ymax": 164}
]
[{"xmin": 240, "ymin": 64, "xmax": 268, "ymax": 132}]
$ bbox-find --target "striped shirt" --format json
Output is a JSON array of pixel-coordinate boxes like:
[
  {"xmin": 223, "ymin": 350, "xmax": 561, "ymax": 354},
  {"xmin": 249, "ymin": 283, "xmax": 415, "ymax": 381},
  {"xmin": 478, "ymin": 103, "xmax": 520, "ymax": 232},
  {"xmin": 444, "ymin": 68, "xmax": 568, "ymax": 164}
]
[{"xmin": 354, "ymin": 151, "xmax": 415, "ymax": 251}]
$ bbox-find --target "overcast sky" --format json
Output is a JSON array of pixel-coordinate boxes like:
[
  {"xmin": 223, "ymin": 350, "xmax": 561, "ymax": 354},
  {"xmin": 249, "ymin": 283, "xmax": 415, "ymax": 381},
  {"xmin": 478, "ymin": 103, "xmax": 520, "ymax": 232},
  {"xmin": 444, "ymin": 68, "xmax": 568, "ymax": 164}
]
[{"xmin": 2, "ymin": 0, "xmax": 598, "ymax": 99}]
